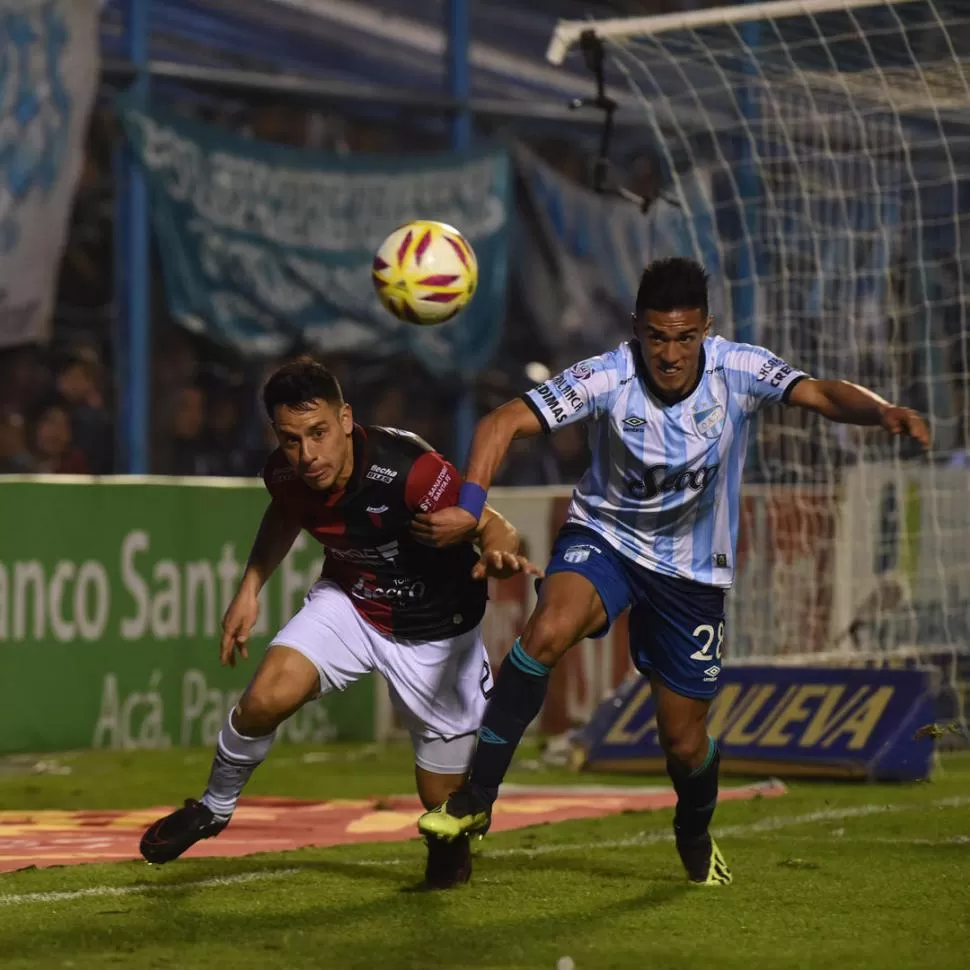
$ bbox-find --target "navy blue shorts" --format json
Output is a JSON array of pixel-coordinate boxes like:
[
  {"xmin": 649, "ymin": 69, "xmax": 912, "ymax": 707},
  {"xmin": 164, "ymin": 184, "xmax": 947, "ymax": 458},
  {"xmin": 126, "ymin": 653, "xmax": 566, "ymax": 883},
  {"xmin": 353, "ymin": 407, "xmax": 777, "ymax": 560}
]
[{"xmin": 544, "ymin": 527, "xmax": 726, "ymax": 700}]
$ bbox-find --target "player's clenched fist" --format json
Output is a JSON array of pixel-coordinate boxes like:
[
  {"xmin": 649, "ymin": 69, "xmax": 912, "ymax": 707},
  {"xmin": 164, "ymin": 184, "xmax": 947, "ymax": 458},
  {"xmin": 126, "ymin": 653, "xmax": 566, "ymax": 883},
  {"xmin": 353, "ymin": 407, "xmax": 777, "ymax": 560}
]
[
  {"xmin": 880, "ymin": 405, "xmax": 930, "ymax": 449},
  {"xmin": 220, "ymin": 589, "xmax": 261, "ymax": 667},
  {"xmin": 411, "ymin": 507, "xmax": 478, "ymax": 547}
]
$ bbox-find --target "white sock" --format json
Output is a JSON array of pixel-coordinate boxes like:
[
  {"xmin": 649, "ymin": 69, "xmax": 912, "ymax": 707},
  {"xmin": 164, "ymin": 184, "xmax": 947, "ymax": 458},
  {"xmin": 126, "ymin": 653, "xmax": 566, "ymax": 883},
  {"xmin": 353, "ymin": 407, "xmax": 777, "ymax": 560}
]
[{"xmin": 200, "ymin": 710, "xmax": 276, "ymax": 821}]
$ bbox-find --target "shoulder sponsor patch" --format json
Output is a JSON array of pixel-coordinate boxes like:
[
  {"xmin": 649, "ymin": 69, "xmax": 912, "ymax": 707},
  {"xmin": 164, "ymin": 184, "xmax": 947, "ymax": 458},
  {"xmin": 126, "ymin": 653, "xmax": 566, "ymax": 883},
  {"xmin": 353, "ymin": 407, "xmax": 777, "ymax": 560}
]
[
  {"xmin": 570, "ymin": 360, "xmax": 594, "ymax": 380},
  {"xmin": 418, "ymin": 465, "xmax": 452, "ymax": 512},
  {"xmin": 755, "ymin": 356, "xmax": 794, "ymax": 388},
  {"xmin": 269, "ymin": 464, "xmax": 297, "ymax": 484}
]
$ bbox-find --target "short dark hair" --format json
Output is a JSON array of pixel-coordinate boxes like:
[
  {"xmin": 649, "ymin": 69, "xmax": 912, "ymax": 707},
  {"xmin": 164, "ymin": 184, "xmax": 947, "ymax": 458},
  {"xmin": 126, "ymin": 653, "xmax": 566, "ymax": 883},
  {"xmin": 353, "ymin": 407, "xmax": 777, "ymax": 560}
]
[
  {"xmin": 262, "ymin": 356, "xmax": 344, "ymax": 419},
  {"xmin": 635, "ymin": 257, "xmax": 709, "ymax": 318}
]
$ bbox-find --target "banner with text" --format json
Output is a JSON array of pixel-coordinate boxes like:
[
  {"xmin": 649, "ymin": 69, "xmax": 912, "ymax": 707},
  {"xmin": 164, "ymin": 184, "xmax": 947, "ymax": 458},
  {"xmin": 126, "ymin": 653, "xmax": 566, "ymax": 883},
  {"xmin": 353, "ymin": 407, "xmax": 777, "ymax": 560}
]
[
  {"xmin": 0, "ymin": 480, "xmax": 374, "ymax": 754},
  {"xmin": 579, "ymin": 665, "xmax": 938, "ymax": 781},
  {"xmin": 118, "ymin": 97, "xmax": 511, "ymax": 376},
  {"xmin": 513, "ymin": 144, "xmax": 728, "ymax": 363},
  {"xmin": 0, "ymin": 0, "xmax": 99, "ymax": 349}
]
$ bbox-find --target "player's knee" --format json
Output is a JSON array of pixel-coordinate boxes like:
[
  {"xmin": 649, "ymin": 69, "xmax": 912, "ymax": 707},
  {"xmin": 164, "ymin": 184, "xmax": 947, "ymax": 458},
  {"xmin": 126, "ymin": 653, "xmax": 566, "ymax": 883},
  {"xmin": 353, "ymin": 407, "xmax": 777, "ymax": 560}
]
[
  {"xmin": 234, "ymin": 688, "xmax": 289, "ymax": 735},
  {"xmin": 235, "ymin": 674, "xmax": 307, "ymax": 735},
  {"xmin": 520, "ymin": 614, "xmax": 575, "ymax": 668},
  {"xmin": 660, "ymin": 726, "xmax": 709, "ymax": 769}
]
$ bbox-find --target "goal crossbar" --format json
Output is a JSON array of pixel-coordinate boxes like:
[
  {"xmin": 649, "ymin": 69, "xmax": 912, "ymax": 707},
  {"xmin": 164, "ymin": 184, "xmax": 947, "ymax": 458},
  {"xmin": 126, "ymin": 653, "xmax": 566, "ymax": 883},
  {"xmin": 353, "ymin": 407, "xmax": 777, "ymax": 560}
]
[{"xmin": 545, "ymin": 0, "xmax": 918, "ymax": 64}]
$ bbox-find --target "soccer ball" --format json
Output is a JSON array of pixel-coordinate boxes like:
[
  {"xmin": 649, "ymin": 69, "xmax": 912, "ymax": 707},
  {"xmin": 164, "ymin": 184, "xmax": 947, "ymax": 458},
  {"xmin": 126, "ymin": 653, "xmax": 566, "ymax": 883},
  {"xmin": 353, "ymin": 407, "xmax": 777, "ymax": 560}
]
[{"xmin": 372, "ymin": 220, "xmax": 478, "ymax": 325}]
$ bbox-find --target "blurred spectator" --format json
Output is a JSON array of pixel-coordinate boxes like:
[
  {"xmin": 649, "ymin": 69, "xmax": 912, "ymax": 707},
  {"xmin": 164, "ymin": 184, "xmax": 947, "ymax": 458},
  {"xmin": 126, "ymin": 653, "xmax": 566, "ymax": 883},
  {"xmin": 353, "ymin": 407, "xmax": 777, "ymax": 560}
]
[
  {"xmin": 493, "ymin": 423, "xmax": 590, "ymax": 487},
  {"xmin": 494, "ymin": 436, "xmax": 560, "ymax": 486},
  {"xmin": 550, "ymin": 422, "xmax": 590, "ymax": 483},
  {"xmin": 54, "ymin": 351, "xmax": 113, "ymax": 474},
  {"xmin": 26, "ymin": 398, "xmax": 89, "ymax": 474},
  {"xmin": 371, "ymin": 386, "xmax": 409, "ymax": 430},
  {"xmin": 0, "ymin": 345, "xmax": 53, "ymax": 415},
  {"xmin": 0, "ymin": 408, "xmax": 33, "ymax": 473},
  {"xmin": 197, "ymin": 388, "xmax": 252, "ymax": 477},
  {"xmin": 163, "ymin": 384, "xmax": 210, "ymax": 476}
]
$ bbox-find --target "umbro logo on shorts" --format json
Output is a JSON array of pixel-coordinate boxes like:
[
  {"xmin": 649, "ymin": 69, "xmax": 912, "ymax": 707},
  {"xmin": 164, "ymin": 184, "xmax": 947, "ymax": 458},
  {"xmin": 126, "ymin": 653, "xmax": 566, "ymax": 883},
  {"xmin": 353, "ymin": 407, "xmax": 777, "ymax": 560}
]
[{"xmin": 703, "ymin": 665, "xmax": 721, "ymax": 682}]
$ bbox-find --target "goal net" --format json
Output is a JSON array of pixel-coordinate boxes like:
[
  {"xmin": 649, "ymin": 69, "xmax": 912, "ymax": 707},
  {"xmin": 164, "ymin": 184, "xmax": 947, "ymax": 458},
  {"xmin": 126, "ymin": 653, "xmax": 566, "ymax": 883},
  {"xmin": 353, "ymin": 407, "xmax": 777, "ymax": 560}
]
[{"xmin": 547, "ymin": 0, "xmax": 969, "ymax": 738}]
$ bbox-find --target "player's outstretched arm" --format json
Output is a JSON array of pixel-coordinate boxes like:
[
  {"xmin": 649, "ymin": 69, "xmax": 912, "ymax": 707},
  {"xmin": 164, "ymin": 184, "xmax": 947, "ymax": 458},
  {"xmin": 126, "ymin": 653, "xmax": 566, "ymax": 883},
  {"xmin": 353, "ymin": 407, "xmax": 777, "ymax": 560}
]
[
  {"xmin": 470, "ymin": 505, "xmax": 543, "ymax": 581},
  {"xmin": 465, "ymin": 398, "xmax": 545, "ymax": 492},
  {"xmin": 787, "ymin": 378, "xmax": 930, "ymax": 449},
  {"xmin": 411, "ymin": 399, "xmax": 544, "ymax": 547},
  {"xmin": 220, "ymin": 500, "xmax": 302, "ymax": 667}
]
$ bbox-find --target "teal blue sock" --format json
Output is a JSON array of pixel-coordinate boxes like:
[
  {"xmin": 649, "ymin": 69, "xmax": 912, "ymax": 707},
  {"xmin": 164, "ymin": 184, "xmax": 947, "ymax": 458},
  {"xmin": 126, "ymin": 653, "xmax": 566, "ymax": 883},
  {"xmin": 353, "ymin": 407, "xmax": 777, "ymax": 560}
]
[
  {"xmin": 469, "ymin": 640, "xmax": 550, "ymax": 803},
  {"xmin": 667, "ymin": 738, "xmax": 720, "ymax": 839}
]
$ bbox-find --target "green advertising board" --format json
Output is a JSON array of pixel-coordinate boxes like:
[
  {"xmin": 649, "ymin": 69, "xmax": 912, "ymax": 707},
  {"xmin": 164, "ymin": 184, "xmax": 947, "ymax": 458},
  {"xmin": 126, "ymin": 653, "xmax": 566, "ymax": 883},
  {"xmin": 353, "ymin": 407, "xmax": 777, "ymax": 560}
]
[{"xmin": 0, "ymin": 478, "xmax": 375, "ymax": 755}]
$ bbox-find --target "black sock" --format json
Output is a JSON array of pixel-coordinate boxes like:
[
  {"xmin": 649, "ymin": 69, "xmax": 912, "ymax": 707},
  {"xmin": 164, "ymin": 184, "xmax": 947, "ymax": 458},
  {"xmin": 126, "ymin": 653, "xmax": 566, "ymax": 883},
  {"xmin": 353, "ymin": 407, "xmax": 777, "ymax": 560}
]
[
  {"xmin": 667, "ymin": 738, "xmax": 720, "ymax": 840},
  {"xmin": 468, "ymin": 639, "xmax": 550, "ymax": 803}
]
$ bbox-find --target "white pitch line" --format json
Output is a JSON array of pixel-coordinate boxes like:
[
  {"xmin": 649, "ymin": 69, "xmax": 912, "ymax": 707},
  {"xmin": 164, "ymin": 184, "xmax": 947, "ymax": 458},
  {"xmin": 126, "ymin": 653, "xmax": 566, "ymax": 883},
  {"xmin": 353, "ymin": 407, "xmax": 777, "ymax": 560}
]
[
  {"xmin": 2, "ymin": 796, "xmax": 968, "ymax": 905},
  {"xmin": 473, "ymin": 795, "xmax": 970, "ymax": 859},
  {"xmin": 0, "ymin": 867, "xmax": 306, "ymax": 907},
  {"xmin": 746, "ymin": 835, "xmax": 970, "ymax": 847}
]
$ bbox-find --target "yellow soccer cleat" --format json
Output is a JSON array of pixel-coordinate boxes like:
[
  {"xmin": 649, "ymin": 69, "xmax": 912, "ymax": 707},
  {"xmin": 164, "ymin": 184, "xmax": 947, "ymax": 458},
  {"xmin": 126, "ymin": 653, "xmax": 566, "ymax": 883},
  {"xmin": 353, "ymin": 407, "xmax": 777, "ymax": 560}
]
[
  {"xmin": 676, "ymin": 831, "xmax": 733, "ymax": 886},
  {"xmin": 417, "ymin": 788, "xmax": 492, "ymax": 843}
]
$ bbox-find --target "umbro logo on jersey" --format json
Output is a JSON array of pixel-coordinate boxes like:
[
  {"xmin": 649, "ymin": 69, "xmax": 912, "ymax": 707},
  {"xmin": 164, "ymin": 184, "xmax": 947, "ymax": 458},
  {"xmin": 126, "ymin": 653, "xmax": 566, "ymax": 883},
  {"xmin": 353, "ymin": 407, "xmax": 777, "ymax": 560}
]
[
  {"xmin": 366, "ymin": 504, "xmax": 389, "ymax": 514},
  {"xmin": 365, "ymin": 464, "xmax": 398, "ymax": 484},
  {"xmin": 622, "ymin": 416, "xmax": 647, "ymax": 430}
]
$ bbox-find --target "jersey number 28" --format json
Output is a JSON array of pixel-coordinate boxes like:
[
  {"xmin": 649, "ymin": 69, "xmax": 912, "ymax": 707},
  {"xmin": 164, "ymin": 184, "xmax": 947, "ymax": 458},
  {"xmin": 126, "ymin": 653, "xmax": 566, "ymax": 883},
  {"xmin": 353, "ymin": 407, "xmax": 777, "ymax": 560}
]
[{"xmin": 690, "ymin": 622, "xmax": 724, "ymax": 662}]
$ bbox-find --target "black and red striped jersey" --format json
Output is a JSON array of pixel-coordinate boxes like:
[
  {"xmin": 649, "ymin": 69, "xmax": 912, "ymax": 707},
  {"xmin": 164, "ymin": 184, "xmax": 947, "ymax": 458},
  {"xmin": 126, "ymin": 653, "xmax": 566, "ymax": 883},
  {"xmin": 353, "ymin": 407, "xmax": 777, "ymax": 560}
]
[{"xmin": 262, "ymin": 425, "xmax": 486, "ymax": 641}]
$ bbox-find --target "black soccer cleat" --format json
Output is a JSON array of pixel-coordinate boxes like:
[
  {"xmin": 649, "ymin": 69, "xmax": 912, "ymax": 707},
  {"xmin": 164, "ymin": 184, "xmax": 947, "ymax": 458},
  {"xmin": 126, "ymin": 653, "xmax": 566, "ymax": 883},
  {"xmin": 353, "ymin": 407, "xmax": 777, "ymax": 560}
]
[
  {"xmin": 423, "ymin": 834, "xmax": 472, "ymax": 890},
  {"xmin": 139, "ymin": 798, "xmax": 229, "ymax": 864},
  {"xmin": 675, "ymin": 830, "xmax": 733, "ymax": 886}
]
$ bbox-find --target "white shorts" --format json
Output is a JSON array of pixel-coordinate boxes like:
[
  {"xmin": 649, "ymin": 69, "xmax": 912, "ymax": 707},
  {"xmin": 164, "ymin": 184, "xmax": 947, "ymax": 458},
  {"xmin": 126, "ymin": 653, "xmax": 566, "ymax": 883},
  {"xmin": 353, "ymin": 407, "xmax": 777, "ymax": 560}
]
[{"xmin": 271, "ymin": 581, "xmax": 492, "ymax": 774}]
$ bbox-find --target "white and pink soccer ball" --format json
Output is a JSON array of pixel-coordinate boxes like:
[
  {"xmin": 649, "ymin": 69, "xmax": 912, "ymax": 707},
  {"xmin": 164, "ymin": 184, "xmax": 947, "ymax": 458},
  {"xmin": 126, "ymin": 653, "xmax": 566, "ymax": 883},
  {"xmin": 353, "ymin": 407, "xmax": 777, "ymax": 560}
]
[{"xmin": 372, "ymin": 220, "xmax": 479, "ymax": 325}]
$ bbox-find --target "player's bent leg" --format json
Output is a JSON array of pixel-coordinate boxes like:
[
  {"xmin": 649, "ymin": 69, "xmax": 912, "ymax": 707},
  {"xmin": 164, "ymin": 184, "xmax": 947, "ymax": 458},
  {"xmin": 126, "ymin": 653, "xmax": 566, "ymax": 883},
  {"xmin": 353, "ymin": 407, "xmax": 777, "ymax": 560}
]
[
  {"xmin": 139, "ymin": 646, "xmax": 322, "ymax": 865},
  {"xmin": 653, "ymin": 679, "xmax": 731, "ymax": 887},
  {"xmin": 419, "ymin": 572, "xmax": 610, "ymax": 844}
]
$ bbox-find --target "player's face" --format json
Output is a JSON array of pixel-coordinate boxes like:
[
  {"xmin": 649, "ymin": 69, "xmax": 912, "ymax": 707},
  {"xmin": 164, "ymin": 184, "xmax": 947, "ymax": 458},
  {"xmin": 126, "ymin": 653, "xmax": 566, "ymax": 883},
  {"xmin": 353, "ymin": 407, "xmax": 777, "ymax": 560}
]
[
  {"xmin": 635, "ymin": 308, "xmax": 711, "ymax": 398},
  {"xmin": 273, "ymin": 399, "xmax": 354, "ymax": 491}
]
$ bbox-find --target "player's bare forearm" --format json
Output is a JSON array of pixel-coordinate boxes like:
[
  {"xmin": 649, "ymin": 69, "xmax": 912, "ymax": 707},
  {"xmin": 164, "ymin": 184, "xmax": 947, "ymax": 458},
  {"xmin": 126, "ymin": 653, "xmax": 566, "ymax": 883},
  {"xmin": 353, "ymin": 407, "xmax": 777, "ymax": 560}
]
[
  {"xmin": 476, "ymin": 505, "xmax": 520, "ymax": 557},
  {"xmin": 788, "ymin": 378, "xmax": 930, "ymax": 447},
  {"xmin": 239, "ymin": 500, "xmax": 302, "ymax": 594},
  {"xmin": 788, "ymin": 378, "xmax": 887, "ymax": 423},
  {"xmin": 464, "ymin": 399, "xmax": 543, "ymax": 489},
  {"xmin": 469, "ymin": 504, "xmax": 541, "ymax": 581}
]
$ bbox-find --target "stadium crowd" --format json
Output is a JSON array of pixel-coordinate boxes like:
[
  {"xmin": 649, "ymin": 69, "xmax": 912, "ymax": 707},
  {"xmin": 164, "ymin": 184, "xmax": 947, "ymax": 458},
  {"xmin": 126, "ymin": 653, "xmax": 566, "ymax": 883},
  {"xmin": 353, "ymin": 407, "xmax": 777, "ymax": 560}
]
[{"xmin": 1, "ymin": 97, "xmax": 964, "ymax": 481}]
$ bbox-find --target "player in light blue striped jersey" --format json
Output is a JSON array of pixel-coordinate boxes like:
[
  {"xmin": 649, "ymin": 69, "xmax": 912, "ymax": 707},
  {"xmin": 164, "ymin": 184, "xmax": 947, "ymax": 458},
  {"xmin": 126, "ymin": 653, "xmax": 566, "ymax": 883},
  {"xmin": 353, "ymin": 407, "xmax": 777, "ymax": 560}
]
[{"xmin": 416, "ymin": 257, "xmax": 929, "ymax": 886}]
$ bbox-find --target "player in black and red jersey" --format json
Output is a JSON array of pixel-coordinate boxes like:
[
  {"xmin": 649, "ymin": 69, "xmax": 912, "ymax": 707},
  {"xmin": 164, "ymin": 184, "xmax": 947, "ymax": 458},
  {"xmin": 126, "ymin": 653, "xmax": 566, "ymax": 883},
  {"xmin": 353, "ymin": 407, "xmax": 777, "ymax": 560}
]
[{"xmin": 140, "ymin": 357, "xmax": 537, "ymax": 889}]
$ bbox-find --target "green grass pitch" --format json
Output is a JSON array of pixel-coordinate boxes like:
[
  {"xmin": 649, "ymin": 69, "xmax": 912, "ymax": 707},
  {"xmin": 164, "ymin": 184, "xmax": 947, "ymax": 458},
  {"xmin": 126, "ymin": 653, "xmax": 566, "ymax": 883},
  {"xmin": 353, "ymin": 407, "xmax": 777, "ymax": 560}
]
[{"xmin": 1, "ymin": 744, "xmax": 968, "ymax": 970}]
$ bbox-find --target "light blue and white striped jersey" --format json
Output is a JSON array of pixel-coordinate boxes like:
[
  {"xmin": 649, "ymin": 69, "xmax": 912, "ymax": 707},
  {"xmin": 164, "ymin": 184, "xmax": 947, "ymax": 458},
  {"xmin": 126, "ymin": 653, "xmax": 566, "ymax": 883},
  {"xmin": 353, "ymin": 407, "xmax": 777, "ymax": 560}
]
[{"xmin": 521, "ymin": 336, "xmax": 807, "ymax": 588}]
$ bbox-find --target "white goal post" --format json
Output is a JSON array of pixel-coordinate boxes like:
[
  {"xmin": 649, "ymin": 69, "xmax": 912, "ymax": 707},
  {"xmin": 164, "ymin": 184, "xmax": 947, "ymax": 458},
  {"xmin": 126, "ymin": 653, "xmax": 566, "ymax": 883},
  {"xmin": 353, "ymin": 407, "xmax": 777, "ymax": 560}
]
[
  {"xmin": 546, "ymin": 0, "xmax": 918, "ymax": 65},
  {"xmin": 541, "ymin": 1, "xmax": 970, "ymax": 738}
]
